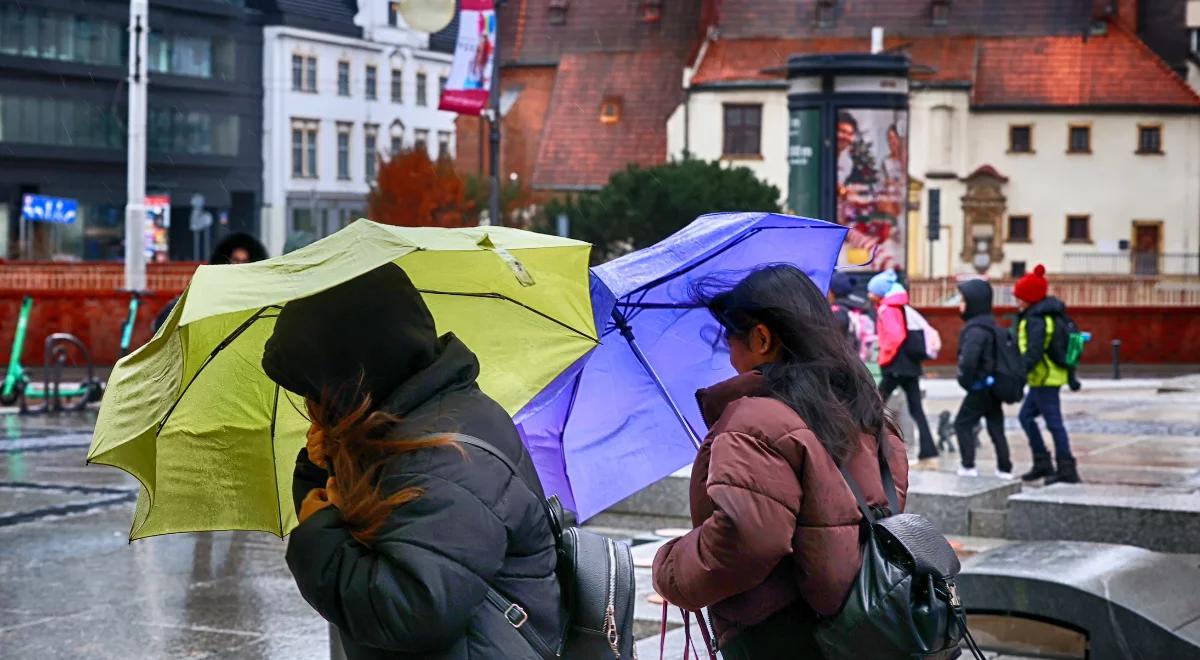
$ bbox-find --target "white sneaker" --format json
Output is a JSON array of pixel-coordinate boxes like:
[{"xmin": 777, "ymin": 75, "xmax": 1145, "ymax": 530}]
[
  {"xmin": 994, "ymin": 470, "xmax": 1015, "ymax": 480},
  {"xmin": 957, "ymin": 467, "xmax": 979, "ymax": 477}
]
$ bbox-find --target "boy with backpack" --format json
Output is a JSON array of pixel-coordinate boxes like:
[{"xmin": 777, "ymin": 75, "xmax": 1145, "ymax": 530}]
[
  {"xmin": 1013, "ymin": 265, "xmax": 1082, "ymax": 484},
  {"xmin": 828, "ymin": 272, "xmax": 877, "ymax": 362},
  {"xmin": 953, "ymin": 279, "xmax": 1017, "ymax": 479}
]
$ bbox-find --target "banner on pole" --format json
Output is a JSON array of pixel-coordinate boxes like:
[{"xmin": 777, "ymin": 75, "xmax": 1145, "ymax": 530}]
[{"xmin": 438, "ymin": 0, "xmax": 495, "ymax": 116}]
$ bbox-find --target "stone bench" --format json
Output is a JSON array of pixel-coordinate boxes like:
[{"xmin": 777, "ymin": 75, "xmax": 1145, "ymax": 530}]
[
  {"xmin": 905, "ymin": 471, "xmax": 1023, "ymax": 536},
  {"xmin": 958, "ymin": 541, "xmax": 1200, "ymax": 660},
  {"xmin": 1006, "ymin": 483, "xmax": 1200, "ymax": 553}
]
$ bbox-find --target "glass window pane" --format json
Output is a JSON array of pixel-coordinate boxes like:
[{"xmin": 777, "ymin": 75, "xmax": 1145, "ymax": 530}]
[
  {"xmin": 306, "ymin": 58, "xmax": 316, "ymax": 91},
  {"xmin": 306, "ymin": 128, "xmax": 317, "ymax": 176},
  {"xmin": 292, "ymin": 128, "xmax": 303, "ymax": 176},
  {"xmin": 171, "ymin": 36, "xmax": 212, "ymax": 77},
  {"xmin": 292, "ymin": 55, "xmax": 303, "ymax": 90}
]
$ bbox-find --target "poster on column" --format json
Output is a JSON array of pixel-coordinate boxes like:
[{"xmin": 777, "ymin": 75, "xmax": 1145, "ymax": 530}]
[
  {"xmin": 438, "ymin": 0, "xmax": 495, "ymax": 116},
  {"xmin": 835, "ymin": 108, "xmax": 908, "ymax": 271}
]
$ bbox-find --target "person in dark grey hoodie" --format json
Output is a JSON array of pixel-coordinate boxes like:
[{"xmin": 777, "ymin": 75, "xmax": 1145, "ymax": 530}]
[{"xmin": 953, "ymin": 279, "xmax": 1013, "ymax": 479}]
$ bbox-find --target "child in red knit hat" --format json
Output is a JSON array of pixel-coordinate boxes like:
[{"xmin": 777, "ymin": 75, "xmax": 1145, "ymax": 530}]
[{"xmin": 1013, "ymin": 265, "xmax": 1081, "ymax": 484}]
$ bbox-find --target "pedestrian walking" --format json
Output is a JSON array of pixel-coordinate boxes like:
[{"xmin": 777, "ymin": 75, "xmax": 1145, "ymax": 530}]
[
  {"xmin": 869, "ymin": 269, "xmax": 939, "ymax": 468},
  {"xmin": 653, "ymin": 265, "xmax": 908, "ymax": 659},
  {"xmin": 1013, "ymin": 265, "xmax": 1082, "ymax": 484},
  {"xmin": 152, "ymin": 232, "xmax": 268, "ymax": 331},
  {"xmin": 261, "ymin": 263, "xmax": 563, "ymax": 660},
  {"xmin": 828, "ymin": 271, "xmax": 876, "ymax": 362},
  {"xmin": 953, "ymin": 279, "xmax": 1013, "ymax": 479}
]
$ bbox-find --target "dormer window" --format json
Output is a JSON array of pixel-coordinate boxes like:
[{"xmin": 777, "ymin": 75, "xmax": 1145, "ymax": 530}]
[
  {"xmin": 549, "ymin": 0, "xmax": 569, "ymax": 26},
  {"xmin": 641, "ymin": 0, "xmax": 663, "ymax": 23},
  {"xmin": 816, "ymin": 0, "xmax": 836, "ymax": 28},
  {"xmin": 931, "ymin": 0, "xmax": 950, "ymax": 26},
  {"xmin": 600, "ymin": 97, "xmax": 622, "ymax": 125}
]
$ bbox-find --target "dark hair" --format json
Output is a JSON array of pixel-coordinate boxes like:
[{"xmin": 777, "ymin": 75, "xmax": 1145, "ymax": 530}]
[
  {"xmin": 837, "ymin": 112, "xmax": 858, "ymax": 130},
  {"xmin": 210, "ymin": 232, "xmax": 268, "ymax": 265},
  {"xmin": 696, "ymin": 264, "xmax": 890, "ymax": 463}
]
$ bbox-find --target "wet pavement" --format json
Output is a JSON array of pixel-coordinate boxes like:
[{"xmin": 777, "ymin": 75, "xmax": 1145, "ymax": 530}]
[{"xmin": 2, "ymin": 376, "xmax": 1198, "ymax": 658}]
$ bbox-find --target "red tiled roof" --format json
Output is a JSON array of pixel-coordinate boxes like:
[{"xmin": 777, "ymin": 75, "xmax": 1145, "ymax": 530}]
[
  {"xmin": 500, "ymin": 0, "xmax": 702, "ymax": 65},
  {"xmin": 533, "ymin": 50, "xmax": 686, "ymax": 190},
  {"xmin": 691, "ymin": 27, "xmax": 1200, "ymax": 109},
  {"xmin": 972, "ymin": 25, "xmax": 1200, "ymax": 107}
]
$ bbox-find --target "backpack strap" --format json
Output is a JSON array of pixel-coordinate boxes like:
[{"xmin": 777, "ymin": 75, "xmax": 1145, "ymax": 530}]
[
  {"xmin": 837, "ymin": 426, "xmax": 901, "ymax": 524},
  {"xmin": 436, "ymin": 433, "xmax": 558, "ymax": 660}
]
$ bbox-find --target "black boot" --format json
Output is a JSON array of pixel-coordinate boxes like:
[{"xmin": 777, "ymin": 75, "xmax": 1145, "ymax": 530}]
[
  {"xmin": 1045, "ymin": 457, "xmax": 1081, "ymax": 485},
  {"xmin": 1021, "ymin": 453, "xmax": 1055, "ymax": 482}
]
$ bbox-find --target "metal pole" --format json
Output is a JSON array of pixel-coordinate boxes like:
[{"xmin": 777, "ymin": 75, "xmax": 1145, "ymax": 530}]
[
  {"xmin": 124, "ymin": 0, "xmax": 148, "ymax": 291},
  {"xmin": 1111, "ymin": 340, "xmax": 1122, "ymax": 380},
  {"xmin": 612, "ymin": 309, "xmax": 704, "ymax": 449},
  {"xmin": 488, "ymin": 0, "xmax": 503, "ymax": 227}
]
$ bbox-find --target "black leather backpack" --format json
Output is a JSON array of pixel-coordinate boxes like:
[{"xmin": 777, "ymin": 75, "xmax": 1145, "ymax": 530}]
[
  {"xmin": 451, "ymin": 434, "xmax": 637, "ymax": 659},
  {"xmin": 813, "ymin": 430, "xmax": 985, "ymax": 660}
]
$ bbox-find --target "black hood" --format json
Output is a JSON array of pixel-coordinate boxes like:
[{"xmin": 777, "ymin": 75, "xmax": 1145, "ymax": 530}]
[
  {"xmin": 1025, "ymin": 296, "xmax": 1066, "ymax": 319},
  {"xmin": 957, "ymin": 279, "xmax": 993, "ymax": 320},
  {"xmin": 261, "ymin": 262, "xmax": 438, "ymax": 417}
]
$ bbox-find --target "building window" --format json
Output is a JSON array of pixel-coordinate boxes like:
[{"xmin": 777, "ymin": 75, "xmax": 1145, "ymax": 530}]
[
  {"xmin": 642, "ymin": 0, "xmax": 663, "ymax": 23},
  {"xmin": 388, "ymin": 1, "xmax": 400, "ymax": 26},
  {"xmin": 1011, "ymin": 261, "xmax": 1027, "ymax": 278},
  {"xmin": 391, "ymin": 68, "xmax": 403, "ymax": 103},
  {"xmin": 600, "ymin": 97, "xmax": 622, "ymax": 124},
  {"xmin": 292, "ymin": 54, "xmax": 303, "ymax": 91},
  {"xmin": 305, "ymin": 56, "xmax": 317, "ymax": 92},
  {"xmin": 549, "ymin": 0, "xmax": 569, "ymax": 25},
  {"xmin": 366, "ymin": 65, "xmax": 378, "ymax": 100},
  {"xmin": 391, "ymin": 134, "xmax": 403, "ymax": 155},
  {"xmin": 931, "ymin": 0, "xmax": 950, "ymax": 26},
  {"xmin": 1008, "ymin": 125, "xmax": 1032, "ymax": 153},
  {"xmin": 414, "ymin": 129, "xmax": 429, "ymax": 153},
  {"xmin": 437, "ymin": 131, "xmax": 451, "ymax": 160},
  {"xmin": 1137, "ymin": 125, "xmax": 1162, "ymax": 154},
  {"xmin": 723, "ymin": 104, "xmax": 762, "ymax": 157},
  {"xmin": 338, "ymin": 61, "xmax": 350, "ymax": 96},
  {"xmin": 438, "ymin": 75, "xmax": 448, "ymax": 100},
  {"xmin": 291, "ymin": 119, "xmax": 318, "ymax": 178},
  {"xmin": 1068, "ymin": 124, "xmax": 1091, "ymax": 153},
  {"xmin": 336, "ymin": 123, "xmax": 351, "ymax": 180},
  {"xmin": 365, "ymin": 124, "xmax": 378, "ymax": 181},
  {"xmin": 0, "ymin": 6, "xmax": 124, "ymax": 68},
  {"xmin": 416, "ymin": 72, "xmax": 428, "ymax": 106},
  {"xmin": 1007, "ymin": 215, "xmax": 1030, "ymax": 243},
  {"xmin": 1066, "ymin": 215, "xmax": 1091, "ymax": 243},
  {"xmin": 816, "ymin": 0, "xmax": 836, "ymax": 28}
]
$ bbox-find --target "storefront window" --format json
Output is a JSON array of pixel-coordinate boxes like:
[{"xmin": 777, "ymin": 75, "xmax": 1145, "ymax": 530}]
[{"xmin": 0, "ymin": 6, "xmax": 123, "ymax": 67}]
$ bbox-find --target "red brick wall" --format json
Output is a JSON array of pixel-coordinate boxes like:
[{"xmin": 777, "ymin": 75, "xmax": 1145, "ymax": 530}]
[
  {"xmin": 0, "ymin": 262, "xmax": 195, "ymax": 367},
  {"xmin": 918, "ymin": 306, "xmax": 1200, "ymax": 367}
]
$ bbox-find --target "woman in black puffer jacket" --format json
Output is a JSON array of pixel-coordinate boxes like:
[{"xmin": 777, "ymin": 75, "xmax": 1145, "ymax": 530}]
[{"xmin": 262, "ymin": 263, "xmax": 563, "ymax": 660}]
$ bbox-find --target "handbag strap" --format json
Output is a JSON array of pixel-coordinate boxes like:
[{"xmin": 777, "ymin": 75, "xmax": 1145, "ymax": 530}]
[
  {"xmin": 837, "ymin": 426, "xmax": 901, "ymax": 524},
  {"xmin": 436, "ymin": 434, "xmax": 558, "ymax": 660}
]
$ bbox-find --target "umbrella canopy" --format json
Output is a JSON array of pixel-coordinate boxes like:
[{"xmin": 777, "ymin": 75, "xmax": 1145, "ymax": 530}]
[
  {"xmin": 515, "ymin": 212, "xmax": 848, "ymax": 520},
  {"xmin": 88, "ymin": 220, "xmax": 596, "ymax": 540}
]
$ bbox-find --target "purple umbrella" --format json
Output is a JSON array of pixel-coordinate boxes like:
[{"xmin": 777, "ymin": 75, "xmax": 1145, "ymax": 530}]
[{"xmin": 515, "ymin": 212, "xmax": 849, "ymax": 520}]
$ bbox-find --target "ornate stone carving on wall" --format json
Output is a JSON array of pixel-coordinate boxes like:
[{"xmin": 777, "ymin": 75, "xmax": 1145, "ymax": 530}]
[{"xmin": 960, "ymin": 165, "xmax": 1007, "ymax": 273}]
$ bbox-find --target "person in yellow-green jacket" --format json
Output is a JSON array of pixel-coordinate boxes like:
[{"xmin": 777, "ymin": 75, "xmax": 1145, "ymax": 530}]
[{"xmin": 1013, "ymin": 265, "xmax": 1081, "ymax": 485}]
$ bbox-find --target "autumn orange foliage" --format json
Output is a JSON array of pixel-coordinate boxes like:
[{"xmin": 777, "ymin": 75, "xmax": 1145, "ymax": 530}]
[{"xmin": 368, "ymin": 148, "xmax": 475, "ymax": 227}]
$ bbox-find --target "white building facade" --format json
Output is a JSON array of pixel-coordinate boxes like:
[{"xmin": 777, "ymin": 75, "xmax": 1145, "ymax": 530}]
[
  {"xmin": 262, "ymin": 1, "xmax": 457, "ymax": 256},
  {"xmin": 670, "ymin": 29, "xmax": 1200, "ymax": 279}
]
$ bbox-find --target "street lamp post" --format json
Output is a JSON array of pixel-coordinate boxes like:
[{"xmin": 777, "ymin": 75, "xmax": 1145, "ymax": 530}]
[
  {"xmin": 124, "ymin": 0, "xmax": 149, "ymax": 291},
  {"xmin": 488, "ymin": 0, "xmax": 504, "ymax": 228}
]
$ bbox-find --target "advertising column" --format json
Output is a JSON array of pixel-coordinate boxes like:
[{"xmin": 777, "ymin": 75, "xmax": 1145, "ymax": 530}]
[{"xmin": 787, "ymin": 54, "xmax": 910, "ymax": 272}]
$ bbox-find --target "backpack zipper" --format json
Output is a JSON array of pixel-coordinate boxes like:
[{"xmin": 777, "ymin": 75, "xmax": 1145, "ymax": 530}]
[{"xmin": 604, "ymin": 537, "xmax": 620, "ymax": 658}]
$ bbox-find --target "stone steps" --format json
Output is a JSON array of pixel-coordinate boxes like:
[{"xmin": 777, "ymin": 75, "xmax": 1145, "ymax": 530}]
[{"xmin": 904, "ymin": 471, "xmax": 1024, "ymax": 536}]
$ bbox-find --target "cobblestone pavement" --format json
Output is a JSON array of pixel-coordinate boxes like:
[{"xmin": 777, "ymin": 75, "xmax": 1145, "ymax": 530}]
[{"xmin": 2, "ymin": 375, "xmax": 1196, "ymax": 658}]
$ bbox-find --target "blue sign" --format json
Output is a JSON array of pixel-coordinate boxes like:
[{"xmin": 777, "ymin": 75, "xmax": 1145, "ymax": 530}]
[{"xmin": 21, "ymin": 194, "xmax": 78, "ymax": 225}]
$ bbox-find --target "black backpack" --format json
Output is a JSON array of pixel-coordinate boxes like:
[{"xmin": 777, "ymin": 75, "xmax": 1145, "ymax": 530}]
[
  {"xmin": 451, "ymin": 434, "xmax": 637, "ymax": 660},
  {"xmin": 989, "ymin": 326, "xmax": 1027, "ymax": 404},
  {"xmin": 1046, "ymin": 312, "xmax": 1085, "ymax": 369},
  {"xmin": 813, "ymin": 430, "xmax": 985, "ymax": 660}
]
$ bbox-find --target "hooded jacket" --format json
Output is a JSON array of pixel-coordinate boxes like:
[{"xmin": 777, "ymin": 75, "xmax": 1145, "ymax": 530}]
[
  {"xmin": 652, "ymin": 371, "xmax": 908, "ymax": 648},
  {"xmin": 265, "ymin": 264, "xmax": 563, "ymax": 660},
  {"xmin": 1018, "ymin": 296, "xmax": 1070, "ymax": 388},
  {"xmin": 956, "ymin": 279, "xmax": 1000, "ymax": 391},
  {"xmin": 876, "ymin": 288, "xmax": 922, "ymax": 376}
]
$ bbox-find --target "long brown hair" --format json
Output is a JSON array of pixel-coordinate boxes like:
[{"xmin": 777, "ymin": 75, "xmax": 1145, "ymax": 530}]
[{"xmin": 304, "ymin": 386, "xmax": 456, "ymax": 545}]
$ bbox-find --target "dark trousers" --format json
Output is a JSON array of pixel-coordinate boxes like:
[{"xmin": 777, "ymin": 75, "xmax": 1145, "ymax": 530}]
[
  {"xmin": 720, "ymin": 602, "xmax": 823, "ymax": 660},
  {"xmin": 1018, "ymin": 386, "xmax": 1074, "ymax": 460},
  {"xmin": 879, "ymin": 373, "xmax": 938, "ymax": 459},
  {"xmin": 955, "ymin": 389, "xmax": 1012, "ymax": 473}
]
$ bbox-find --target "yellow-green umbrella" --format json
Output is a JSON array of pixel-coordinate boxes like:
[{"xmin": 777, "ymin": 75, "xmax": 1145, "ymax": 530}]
[{"xmin": 88, "ymin": 220, "xmax": 596, "ymax": 540}]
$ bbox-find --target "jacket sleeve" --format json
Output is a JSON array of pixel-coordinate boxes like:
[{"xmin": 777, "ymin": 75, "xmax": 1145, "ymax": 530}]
[
  {"xmin": 876, "ymin": 305, "xmax": 905, "ymax": 367},
  {"xmin": 286, "ymin": 472, "xmax": 508, "ymax": 652},
  {"xmin": 1023, "ymin": 315, "xmax": 1047, "ymax": 372},
  {"xmin": 292, "ymin": 448, "xmax": 328, "ymax": 514},
  {"xmin": 652, "ymin": 430, "xmax": 800, "ymax": 610},
  {"xmin": 956, "ymin": 326, "xmax": 988, "ymax": 390}
]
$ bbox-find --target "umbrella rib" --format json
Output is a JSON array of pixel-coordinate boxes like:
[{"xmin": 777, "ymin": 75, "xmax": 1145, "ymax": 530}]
[
  {"xmin": 156, "ymin": 306, "xmax": 279, "ymax": 437},
  {"xmin": 620, "ymin": 227, "xmax": 765, "ymax": 299},
  {"xmin": 416, "ymin": 289, "xmax": 598, "ymax": 343},
  {"xmin": 270, "ymin": 382, "xmax": 284, "ymax": 536}
]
